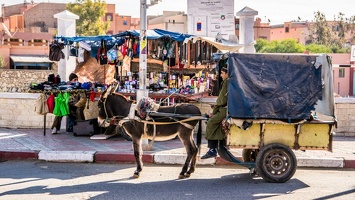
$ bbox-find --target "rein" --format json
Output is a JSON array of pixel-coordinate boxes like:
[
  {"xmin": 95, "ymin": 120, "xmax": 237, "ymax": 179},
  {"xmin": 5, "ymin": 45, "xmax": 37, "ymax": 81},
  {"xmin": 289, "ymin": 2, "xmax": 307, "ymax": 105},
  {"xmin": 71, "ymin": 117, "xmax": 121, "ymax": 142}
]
[{"xmin": 99, "ymin": 91, "xmax": 131, "ymax": 127}]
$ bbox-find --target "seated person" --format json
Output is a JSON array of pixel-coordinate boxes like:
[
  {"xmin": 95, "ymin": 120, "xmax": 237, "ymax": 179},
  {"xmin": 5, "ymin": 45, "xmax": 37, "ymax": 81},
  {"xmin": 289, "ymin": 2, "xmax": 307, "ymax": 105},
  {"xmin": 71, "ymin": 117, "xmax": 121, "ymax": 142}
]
[{"xmin": 51, "ymin": 73, "xmax": 87, "ymax": 134}]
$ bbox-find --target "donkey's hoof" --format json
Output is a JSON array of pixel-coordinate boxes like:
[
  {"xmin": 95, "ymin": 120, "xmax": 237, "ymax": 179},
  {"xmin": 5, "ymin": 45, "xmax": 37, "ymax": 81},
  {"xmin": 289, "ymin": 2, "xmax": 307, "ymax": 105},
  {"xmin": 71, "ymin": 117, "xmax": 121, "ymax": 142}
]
[
  {"xmin": 184, "ymin": 173, "xmax": 191, "ymax": 178},
  {"xmin": 133, "ymin": 172, "xmax": 140, "ymax": 178},
  {"xmin": 178, "ymin": 174, "xmax": 186, "ymax": 179}
]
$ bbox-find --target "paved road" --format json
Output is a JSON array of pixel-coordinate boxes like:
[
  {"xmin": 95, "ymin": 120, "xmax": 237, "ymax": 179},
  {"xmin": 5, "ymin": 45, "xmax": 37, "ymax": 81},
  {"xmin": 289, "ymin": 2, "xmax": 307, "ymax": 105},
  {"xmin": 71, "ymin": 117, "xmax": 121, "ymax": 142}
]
[{"xmin": 0, "ymin": 161, "xmax": 354, "ymax": 200}]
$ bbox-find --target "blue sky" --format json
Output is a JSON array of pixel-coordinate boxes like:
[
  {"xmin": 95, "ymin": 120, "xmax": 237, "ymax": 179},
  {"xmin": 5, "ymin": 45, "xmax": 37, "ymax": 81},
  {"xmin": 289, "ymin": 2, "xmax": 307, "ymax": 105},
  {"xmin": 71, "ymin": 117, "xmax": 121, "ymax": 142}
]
[{"xmin": 3, "ymin": 0, "xmax": 355, "ymax": 25}]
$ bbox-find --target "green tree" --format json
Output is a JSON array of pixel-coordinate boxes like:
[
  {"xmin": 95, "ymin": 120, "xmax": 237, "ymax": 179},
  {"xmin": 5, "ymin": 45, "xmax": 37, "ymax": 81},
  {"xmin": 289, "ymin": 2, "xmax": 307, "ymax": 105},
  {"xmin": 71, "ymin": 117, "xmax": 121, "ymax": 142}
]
[
  {"xmin": 309, "ymin": 11, "xmax": 332, "ymax": 46},
  {"xmin": 309, "ymin": 11, "xmax": 355, "ymax": 51},
  {"xmin": 305, "ymin": 44, "xmax": 332, "ymax": 53},
  {"xmin": 257, "ymin": 39, "xmax": 305, "ymax": 53},
  {"xmin": 67, "ymin": 0, "xmax": 110, "ymax": 36},
  {"xmin": 254, "ymin": 38, "xmax": 268, "ymax": 52}
]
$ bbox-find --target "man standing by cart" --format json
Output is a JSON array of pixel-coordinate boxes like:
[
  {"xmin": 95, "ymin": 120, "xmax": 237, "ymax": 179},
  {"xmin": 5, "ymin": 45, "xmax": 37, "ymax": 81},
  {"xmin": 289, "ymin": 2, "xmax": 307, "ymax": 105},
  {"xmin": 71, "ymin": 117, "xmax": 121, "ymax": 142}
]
[{"xmin": 201, "ymin": 66, "xmax": 229, "ymax": 159}]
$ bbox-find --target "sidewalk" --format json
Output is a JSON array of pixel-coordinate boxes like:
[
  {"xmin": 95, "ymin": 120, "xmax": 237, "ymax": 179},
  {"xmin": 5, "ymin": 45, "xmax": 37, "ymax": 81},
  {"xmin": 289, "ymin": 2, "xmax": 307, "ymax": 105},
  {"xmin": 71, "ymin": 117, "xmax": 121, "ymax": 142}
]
[{"xmin": 0, "ymin": 128, "xmax": 354, "ymax": 168}]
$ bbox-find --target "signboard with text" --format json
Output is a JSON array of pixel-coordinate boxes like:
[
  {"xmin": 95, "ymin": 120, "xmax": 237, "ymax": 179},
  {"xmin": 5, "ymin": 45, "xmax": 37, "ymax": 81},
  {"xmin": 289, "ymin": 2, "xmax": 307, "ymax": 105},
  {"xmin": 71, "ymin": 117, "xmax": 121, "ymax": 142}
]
[{"xmin": 187, "ymin": 0, "xmax": 235, "ymax": 39}]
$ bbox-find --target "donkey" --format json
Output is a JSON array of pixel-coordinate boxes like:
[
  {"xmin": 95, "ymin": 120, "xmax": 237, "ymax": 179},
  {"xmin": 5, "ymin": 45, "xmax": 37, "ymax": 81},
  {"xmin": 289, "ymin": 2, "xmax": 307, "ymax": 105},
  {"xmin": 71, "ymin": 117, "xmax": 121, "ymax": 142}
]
[{"xmin": 97, "ymin": 85, "xmax": 203, "ymax": 179}]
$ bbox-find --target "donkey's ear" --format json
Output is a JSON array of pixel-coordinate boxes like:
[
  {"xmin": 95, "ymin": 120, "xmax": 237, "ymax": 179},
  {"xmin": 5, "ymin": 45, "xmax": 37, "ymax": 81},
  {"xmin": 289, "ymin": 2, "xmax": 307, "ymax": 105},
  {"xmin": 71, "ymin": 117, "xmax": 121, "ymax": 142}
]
[
  {"xmin": 101, "ymin": 87, "xmax": 110, "ymax": 99},
  {"xmin": 109, "ymin": 84, "xmax": 117, "ymax": 94},
  {"xmin": 112, "ymin": 83, "xmax": 119, "ymax": 93},
  {"xmin": 106, "ymin": 85, "xmax": 113, "ymax": 95},
  {"xmin": 102, "ymin": 90, "xmax": 109, "ymax": 99}
]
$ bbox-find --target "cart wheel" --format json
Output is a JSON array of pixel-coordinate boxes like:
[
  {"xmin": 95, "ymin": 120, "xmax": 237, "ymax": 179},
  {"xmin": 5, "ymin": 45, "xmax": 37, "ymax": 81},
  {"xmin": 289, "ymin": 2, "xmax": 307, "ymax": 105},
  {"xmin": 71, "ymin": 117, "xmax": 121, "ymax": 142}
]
[
  {"xmin": 115, "ymin": 126, "xmax": 132, "ymax": 141},
  {"xmin": 255, "ymin": 143, "xmax": 297, "ymax": 183},
  {"xmin": 242, "ymin": 149, "xmax": 259, "ymax": 162}
]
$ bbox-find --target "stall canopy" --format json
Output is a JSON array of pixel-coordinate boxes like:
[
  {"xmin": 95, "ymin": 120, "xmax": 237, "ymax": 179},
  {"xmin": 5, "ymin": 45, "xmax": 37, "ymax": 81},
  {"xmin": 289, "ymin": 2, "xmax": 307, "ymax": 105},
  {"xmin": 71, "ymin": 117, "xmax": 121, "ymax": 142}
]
[
  {"xmin": 184, "ymin": 36, "xmax": 243, "ymax": 52},
  {"xmin": 55, "ymin": 29, "xmax": 193, "ymax": 44},
  {"xmin": 113, "ymin": 29, "xmax": 193, "ymax": 42},
  {"xmin": 54, "ymin": 35, "xmax": 120, "ymax": 45}
]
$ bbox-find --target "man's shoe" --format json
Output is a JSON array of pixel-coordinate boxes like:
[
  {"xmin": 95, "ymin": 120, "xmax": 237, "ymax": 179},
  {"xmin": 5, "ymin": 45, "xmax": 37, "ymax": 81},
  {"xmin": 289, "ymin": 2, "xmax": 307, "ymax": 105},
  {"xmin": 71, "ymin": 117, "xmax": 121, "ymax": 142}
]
[
  {"xmin": 51, "ymin": 128, "xmax": 58, "ymax": 134},
  {"xmin": 201, "ymin": 149, "xmax": 217, "ymax": 159},
  {"xmin": 66, "ymin": 127, "xmax": 73, "ymax": 133}
]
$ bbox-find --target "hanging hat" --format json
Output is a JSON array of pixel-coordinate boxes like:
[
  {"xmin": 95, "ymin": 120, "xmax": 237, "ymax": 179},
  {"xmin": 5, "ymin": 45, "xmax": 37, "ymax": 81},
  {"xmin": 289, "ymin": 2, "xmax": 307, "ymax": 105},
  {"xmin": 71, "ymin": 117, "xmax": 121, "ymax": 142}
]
[{"xmin": 69, "ymin": 73, "xmax": 78, "ymax": 81}]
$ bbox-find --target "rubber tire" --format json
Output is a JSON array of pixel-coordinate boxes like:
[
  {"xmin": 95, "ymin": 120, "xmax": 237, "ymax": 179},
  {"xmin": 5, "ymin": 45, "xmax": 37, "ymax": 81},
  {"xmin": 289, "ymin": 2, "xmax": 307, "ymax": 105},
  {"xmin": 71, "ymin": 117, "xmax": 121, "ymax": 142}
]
[
  {"xmin": 115, "ymin": 126, "xmax": 132, "ymax": 141},
  {"xmin": 242, "ymin": 149, "xmax": 259, "ymax": 162},
  {"xmin": 255, "ymin": 143, "xmax": 297, "ymax": 183}
]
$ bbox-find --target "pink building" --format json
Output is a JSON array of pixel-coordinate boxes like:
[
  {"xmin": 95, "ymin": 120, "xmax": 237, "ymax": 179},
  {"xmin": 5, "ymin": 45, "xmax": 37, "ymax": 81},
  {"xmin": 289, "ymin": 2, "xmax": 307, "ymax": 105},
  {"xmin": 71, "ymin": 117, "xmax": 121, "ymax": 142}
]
[{"xmin": 331, "ymin": 53, "xmax": 355, "ymax": 96}]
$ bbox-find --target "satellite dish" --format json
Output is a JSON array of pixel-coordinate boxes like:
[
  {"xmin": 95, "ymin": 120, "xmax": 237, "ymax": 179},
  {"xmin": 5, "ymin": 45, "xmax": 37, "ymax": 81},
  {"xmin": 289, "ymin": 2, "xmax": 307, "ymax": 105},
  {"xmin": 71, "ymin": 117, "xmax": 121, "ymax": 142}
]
[
  {"xmin": 1, "ymin": 17, "xmax": 15, "ymax": 38},
  {"xmin": 1, "ymin": 22, "xmax": 13, "ymax": 38}
]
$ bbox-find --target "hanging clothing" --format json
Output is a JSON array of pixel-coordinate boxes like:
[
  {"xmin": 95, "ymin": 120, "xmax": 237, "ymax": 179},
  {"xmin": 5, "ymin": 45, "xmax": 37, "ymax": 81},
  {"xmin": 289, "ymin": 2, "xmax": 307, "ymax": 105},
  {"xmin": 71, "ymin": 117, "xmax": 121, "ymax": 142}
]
[
  {"xmin": 78, "ymin": 47, "xmax": 85, "ymax": 63},
  {"xmin": 53, "ymin": 93, "xmax": 70, "ymax": 117},
  {"xmin": 47, "ymin": 94, "xmax": 55, "ymax": 113},
  {"xmin": 34, "ymin": 93, "xmax": 49, "ymax": 115}
]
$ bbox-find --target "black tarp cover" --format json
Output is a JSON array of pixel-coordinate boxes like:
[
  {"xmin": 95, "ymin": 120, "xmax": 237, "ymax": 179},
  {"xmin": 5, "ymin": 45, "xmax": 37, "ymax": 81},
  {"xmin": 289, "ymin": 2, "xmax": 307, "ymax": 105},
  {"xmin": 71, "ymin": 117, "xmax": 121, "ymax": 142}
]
[{"xmin": 228, "ymin": 53, "xmax": 323, "ymax": 120}]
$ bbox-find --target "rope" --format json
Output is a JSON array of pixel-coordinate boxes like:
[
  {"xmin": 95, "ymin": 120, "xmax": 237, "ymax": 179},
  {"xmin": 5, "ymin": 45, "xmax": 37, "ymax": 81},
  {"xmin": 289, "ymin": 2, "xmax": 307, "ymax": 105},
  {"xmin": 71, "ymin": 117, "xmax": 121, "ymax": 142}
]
[{"xmin": 119, "ymin": 115, "xmax": 204, "ymax": 129}]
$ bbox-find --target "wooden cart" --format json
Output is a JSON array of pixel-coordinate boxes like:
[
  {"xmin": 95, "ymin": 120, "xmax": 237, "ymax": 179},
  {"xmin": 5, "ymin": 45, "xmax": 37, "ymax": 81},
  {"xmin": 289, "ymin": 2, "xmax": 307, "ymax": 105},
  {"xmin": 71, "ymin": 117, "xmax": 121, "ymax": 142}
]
[{"xmin": 217, "ymin": 53, "xmax": 336, "ymax": 183}]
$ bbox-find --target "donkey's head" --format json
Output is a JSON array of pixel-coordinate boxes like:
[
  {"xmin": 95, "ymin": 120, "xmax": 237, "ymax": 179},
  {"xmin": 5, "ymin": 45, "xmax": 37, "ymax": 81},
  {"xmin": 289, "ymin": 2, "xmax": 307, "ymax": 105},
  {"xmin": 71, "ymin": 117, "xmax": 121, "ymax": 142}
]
[{"xmin": 97, "ymin": 86, "xmax": 132, "ymax": 127}]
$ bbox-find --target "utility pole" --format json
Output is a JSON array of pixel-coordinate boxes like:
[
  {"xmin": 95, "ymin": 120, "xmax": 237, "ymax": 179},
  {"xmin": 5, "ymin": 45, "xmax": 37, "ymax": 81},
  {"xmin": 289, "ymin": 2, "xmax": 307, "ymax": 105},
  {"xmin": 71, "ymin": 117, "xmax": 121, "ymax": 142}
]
[
  {"xmin": 137, "ymin": 0, "xmax": 149, "ymax": 103},
  {"xmin": 138, "ymin": 0, "xmax": 160, "ymax": 150},
  {"xmin": 137, "ymin": 0, "xmax": 161, "ymax": 102}
]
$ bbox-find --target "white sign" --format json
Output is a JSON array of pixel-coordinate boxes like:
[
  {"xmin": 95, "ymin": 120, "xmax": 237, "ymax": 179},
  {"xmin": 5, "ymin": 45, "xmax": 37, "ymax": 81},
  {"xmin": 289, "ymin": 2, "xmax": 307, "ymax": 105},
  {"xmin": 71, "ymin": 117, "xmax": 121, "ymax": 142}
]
[
  {"xmin": 187, "ymin": 0, "xmax": 235, "ymax": 39},
  {"xmin": 351, "ymin": 45, "xmax": 355, "ymax": 62}
]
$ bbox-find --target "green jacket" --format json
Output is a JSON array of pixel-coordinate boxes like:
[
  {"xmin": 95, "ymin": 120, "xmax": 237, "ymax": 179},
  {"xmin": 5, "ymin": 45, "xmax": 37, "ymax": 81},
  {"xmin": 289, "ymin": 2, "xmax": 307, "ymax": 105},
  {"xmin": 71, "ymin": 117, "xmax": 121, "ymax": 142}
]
[
  {"xmin": 205, "ymin": 79, "xmax": 228, "ymax": 140},
  {"xmin": 53, "ymin": 92, "xmax": 70, "ymax": 117}
]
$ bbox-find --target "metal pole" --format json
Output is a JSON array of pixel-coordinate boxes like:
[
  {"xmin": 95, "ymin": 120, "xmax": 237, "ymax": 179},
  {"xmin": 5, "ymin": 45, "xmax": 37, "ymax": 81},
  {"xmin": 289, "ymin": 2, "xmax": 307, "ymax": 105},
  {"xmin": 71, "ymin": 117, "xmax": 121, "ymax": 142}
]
[
  {"xmin": 139, "ymin": 0, "xmax": 150, "ymax": 150},
  {"xmin": 137, "ymin": 0, "xmax": 149, "ymax": 102}
]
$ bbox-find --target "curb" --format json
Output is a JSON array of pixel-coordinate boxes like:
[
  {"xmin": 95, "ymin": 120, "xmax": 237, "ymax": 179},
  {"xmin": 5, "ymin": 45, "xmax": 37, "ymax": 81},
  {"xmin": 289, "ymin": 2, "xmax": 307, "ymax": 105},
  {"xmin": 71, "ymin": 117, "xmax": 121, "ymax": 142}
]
[
  {"xmin": 38, "ymin": 151, "xmax": 96, "ymax": 162},
  {"xmin": 0, "ymin": 150, "xmax": 39, "ymax": 161},
  {"xmin": 0, "ymin": 150, "xmax": 354, "ymax": 168},
  {"xmin": 95, "ymin": 152, "xmax": 154, "ymax": 163}
]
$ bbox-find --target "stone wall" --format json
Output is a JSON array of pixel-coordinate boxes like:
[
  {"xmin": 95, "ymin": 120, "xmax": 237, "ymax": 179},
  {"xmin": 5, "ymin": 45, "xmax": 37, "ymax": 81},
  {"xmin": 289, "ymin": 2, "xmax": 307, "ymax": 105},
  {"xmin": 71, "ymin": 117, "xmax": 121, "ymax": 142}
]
[
  {"xmin": 334, "ymin": 98, "xmax": 355, "ymax": 137},
  {"xmin": 0, "ymin": 93, "xmax": 52, "ymax": 128},
  {"xmin": 0, "ymin": 93, "xmax": 99, "ymax": 129},
  {"xmin": 0, "ymin": 69, "xmax": 54, "ymax": 92}
]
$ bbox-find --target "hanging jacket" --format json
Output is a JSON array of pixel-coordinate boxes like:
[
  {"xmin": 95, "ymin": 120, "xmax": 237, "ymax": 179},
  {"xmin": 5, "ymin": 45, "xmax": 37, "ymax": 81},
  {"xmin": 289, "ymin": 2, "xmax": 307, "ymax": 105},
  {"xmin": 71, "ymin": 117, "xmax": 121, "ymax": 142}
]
[
  {"xmin": 47, "ymin": 94, "xmax": 55, "ymax": 113},
  {"xmin": 34, "ymin": 93, "xmax": 49, "ymax": 115},
  {"xmin": 49, "ymin": 42, "xmax": 65, "ymax": 61},
  {"xmin": 62, "ymin": 92, "xmax": 70, "ymax": 116},
  {"xmin": 53, "ymin": 93, "xmax": 64, "ymax": 116}
]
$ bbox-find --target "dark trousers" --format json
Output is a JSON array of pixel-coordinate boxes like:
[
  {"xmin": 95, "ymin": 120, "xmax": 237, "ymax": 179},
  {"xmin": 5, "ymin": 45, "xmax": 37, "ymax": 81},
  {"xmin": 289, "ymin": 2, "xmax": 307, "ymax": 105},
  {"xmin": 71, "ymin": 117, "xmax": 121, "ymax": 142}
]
[
  {"xmin": 208, "ymin": 140, "xmax": 219, "ymax": 149},
  {"xmin": 51, "ymin": 106, "xmax": 84, "ymax": 131},
  {"xmin": 51, "ymin": 116, "xmax": 63, "ymax": 130}
]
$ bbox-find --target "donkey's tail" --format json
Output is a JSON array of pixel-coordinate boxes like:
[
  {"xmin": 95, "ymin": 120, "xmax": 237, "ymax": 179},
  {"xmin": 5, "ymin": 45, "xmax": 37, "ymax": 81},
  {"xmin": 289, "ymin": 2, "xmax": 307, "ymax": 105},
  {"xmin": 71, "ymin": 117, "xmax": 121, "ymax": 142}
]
[{"xmin": 196, "ymin": 120, "xmax": 202, "ymax": 154}]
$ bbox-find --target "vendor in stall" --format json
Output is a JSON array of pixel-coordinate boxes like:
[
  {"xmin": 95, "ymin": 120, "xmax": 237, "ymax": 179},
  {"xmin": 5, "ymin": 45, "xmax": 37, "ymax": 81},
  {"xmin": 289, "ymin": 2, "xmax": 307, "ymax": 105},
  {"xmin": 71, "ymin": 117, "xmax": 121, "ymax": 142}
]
[{"xmin": 51, "ymin": 73, "xmax": 87, "ymax": 134}]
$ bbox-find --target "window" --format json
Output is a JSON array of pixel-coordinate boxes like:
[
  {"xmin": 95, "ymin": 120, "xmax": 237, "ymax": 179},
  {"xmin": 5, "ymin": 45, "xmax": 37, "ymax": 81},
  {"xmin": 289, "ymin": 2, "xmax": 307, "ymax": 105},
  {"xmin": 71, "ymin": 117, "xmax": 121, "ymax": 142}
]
[
  {"xmin": 332, "ymin": 26, "xmax": 339, "ymax": 31},
  {"xmin": 123, "ymin": 20, "xmax": 127, "ymax": 25},
  {"xmin": 339, "ymin": 68, "xmax": 345, "ymax": 78},
  {"xmin": 106, "ymin": 13, "xmax": 113, "ymax": 21},
  {"xmin": 285, "ymin": 27, "xmax": 289, "ymax": 33}
]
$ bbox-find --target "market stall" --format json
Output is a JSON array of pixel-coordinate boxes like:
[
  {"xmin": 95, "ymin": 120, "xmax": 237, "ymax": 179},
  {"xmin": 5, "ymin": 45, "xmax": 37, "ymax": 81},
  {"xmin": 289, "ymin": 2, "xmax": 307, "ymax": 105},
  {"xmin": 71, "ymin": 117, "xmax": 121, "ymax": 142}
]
[{"xmin": 53, "ymin": 29, "xmax": 244, "ymax": 103}]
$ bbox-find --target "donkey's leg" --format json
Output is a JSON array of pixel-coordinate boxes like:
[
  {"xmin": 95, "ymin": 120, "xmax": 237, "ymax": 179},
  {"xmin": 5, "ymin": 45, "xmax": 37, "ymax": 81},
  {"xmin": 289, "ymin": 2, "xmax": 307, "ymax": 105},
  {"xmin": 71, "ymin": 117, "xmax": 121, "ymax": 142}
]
[
  {"xmin": 132, "ymin": 136, "xmax": 143, "ymax": 178},
  {"xmin": 186, "ymin": 131, "xmax": 198, "ymax": 177},
  {"xmin": 178, "ymin": 129, "xmax": 197, "ymax": 179}
]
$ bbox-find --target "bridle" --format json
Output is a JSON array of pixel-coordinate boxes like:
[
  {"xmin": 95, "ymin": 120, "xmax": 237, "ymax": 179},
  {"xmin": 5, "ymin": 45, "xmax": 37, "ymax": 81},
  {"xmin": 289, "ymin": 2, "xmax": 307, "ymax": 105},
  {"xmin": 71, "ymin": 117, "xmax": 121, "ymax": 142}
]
[{"xmin": 98, "ymin": 91, "xmax": 131, "ymax": 127}]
